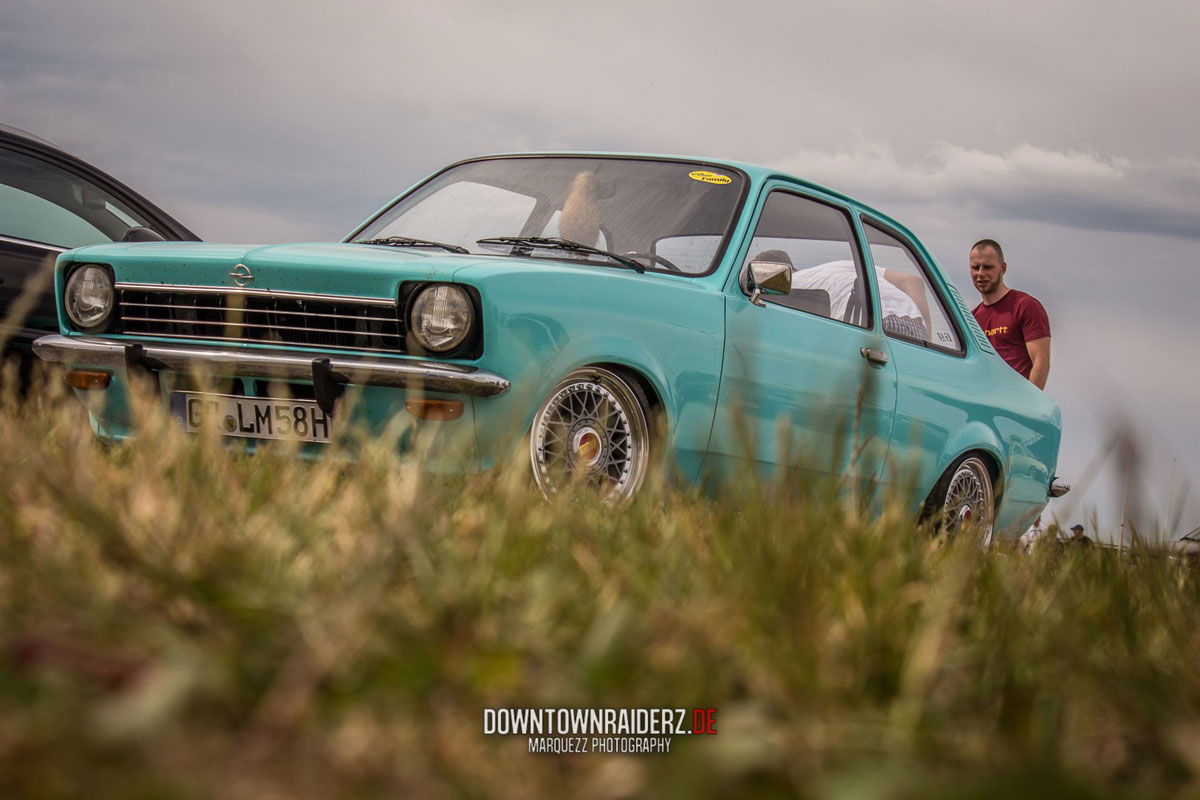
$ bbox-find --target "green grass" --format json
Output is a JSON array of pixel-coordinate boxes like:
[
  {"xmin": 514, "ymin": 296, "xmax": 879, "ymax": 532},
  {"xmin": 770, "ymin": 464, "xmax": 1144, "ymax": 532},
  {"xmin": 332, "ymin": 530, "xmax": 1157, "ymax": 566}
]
[{"xmin": 1, "ymin": 372, "xmax": 1198, "ymax": 800}]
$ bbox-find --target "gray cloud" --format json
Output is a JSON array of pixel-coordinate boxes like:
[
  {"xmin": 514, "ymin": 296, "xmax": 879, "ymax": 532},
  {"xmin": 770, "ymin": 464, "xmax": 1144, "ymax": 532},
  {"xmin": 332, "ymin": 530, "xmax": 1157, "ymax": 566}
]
[
  {"xmin": 6, "ymin": 0, "xmax": 1200, "ymax": 243},
  {"xmin": 777, "ymin": 143, "xmax": 1200, "ymax": 241},
  {"xmin": 4, "ymin": 0, "xmax": 1199, "ymax": 534}
]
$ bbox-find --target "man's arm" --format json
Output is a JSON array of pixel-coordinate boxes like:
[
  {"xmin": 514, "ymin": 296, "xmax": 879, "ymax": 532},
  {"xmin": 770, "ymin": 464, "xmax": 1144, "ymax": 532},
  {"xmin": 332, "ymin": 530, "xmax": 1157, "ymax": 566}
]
[{"xmin": 1026, "ymin": 336, "xmax": 1050, "ymax": 390}]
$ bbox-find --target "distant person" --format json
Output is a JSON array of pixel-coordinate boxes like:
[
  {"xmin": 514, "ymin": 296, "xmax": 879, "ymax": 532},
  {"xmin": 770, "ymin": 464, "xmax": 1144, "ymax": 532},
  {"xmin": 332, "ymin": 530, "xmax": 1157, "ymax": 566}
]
[
  {"xmin": 1066, "ymin": 523, "xmax": 1094, "ymax": 547},
  {"xmin": 970, "ymin": 239, "xmax": 1051, "ymax": 389},
  {"xmin": 1019, "ymin": 515, "xmax": 1046, "ymax": 552}
]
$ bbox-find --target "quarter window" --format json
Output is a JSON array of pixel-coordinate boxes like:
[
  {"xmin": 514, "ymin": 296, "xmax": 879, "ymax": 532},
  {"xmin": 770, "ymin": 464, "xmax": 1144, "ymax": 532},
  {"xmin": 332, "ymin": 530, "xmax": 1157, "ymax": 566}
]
[
  {"xmin": 862, "ymin": 220, "xmax": 962, "ymax": 352},
  {"xmin": 743, "ymin": 190, "xmax": 870, "ymax": 327}
]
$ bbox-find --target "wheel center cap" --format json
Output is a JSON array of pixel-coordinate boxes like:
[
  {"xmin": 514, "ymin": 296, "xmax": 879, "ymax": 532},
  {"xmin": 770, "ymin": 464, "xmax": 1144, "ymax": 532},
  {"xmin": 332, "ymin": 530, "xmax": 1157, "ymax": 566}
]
[{"xmin": 571, "ymin": 425, "xmax": 604, "ymax": 469}]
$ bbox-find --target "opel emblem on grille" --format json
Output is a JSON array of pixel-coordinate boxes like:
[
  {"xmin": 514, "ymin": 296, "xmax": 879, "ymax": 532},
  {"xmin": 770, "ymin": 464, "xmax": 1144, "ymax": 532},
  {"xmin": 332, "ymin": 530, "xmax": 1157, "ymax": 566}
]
[{"xmin": 230, "ymin": 264, "xmax": 254, "ymax": 287}]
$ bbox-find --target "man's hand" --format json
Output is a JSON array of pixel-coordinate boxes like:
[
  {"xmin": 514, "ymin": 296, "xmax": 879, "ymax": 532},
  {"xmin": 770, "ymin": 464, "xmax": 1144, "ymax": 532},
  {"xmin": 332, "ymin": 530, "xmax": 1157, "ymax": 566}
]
[{"xmin": 1027, "ymin": 336, "xmax": 1050, "ymax": 390}]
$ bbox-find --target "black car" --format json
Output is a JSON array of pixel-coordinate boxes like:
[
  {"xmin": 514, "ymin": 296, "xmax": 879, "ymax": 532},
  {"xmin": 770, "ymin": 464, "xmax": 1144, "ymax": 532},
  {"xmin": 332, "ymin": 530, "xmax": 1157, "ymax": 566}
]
[
  {"xmin": 1172, "ymin": 526, "xmax": 1200, "ymax": 562},
  {"xmin": 0, "ymin": 124, "xmax": 197, "ymax": 361}
]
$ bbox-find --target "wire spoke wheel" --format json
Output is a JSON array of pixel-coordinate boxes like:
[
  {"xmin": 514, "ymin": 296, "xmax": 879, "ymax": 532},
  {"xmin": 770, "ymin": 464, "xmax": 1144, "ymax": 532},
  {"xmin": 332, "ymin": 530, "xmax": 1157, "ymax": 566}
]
[
  {"xmin": 530, "ymin": 367, "xmax": 650, "ymax": 502},
  {"xmin": 938, "ymin": 455, "xmax": 995, "ymax": 547}
]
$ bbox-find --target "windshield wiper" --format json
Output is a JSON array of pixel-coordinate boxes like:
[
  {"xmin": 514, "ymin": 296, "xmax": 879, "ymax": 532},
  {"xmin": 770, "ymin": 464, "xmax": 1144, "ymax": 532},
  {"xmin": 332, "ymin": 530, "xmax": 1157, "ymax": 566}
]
[
  {"xmin": 356, "ymin": 236, "xmax": 468, "ymax": 254},
  {"xmin": 476, "ymin": 236, "xmax": 645, "ymax": 273}
]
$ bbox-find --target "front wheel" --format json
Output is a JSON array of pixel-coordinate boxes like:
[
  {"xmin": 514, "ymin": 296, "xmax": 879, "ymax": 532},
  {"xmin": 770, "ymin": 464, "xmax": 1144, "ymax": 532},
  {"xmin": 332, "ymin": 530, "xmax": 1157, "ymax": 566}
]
[
  {"xmin": 928, "ymin": 454, "xmax": 995, "ymax": 547},
  {"xmin": 529, "ymin": 367, "xmax": 651, "ymax": 502}
]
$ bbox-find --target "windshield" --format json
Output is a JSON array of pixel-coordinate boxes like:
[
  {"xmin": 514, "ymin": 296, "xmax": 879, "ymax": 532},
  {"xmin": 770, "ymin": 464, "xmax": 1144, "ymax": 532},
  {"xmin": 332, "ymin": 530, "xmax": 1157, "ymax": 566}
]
[{"xmin": 349, "ymin": 156, "xmax": 746, "ymax": 275}]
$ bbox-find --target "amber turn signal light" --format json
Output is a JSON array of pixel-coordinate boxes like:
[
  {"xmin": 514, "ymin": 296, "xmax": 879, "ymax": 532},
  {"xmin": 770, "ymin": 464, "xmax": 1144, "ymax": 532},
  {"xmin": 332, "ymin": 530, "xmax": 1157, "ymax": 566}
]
[
  {"xmin": 63, "ymin": 370, "xmax": 112, "ymax": 390},
  {"xmin": 405, "ymin": 399, "xmax": 463, "ymax": 421}
]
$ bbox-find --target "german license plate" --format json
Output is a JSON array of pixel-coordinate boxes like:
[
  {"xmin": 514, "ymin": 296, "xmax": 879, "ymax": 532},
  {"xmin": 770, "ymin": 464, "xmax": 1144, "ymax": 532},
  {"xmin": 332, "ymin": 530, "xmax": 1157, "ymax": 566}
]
[{"xmin": 169, "ymin": 392, "xmax": 333, "ymax": 443}]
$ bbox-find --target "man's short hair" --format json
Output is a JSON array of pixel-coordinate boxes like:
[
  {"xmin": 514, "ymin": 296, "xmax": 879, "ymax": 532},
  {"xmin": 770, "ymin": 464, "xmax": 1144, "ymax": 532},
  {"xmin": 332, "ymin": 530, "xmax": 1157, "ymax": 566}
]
[{"xmin": 971, "ymin": 238, "xmax": 1005, "ymax": 262}]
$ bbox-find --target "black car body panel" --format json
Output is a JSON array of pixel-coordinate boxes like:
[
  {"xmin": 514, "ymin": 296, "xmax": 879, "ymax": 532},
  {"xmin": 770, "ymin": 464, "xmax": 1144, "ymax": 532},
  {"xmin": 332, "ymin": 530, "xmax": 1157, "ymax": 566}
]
[{"xmin": 0, "ymin": 125, "xmax": 198, "ymax": 348}]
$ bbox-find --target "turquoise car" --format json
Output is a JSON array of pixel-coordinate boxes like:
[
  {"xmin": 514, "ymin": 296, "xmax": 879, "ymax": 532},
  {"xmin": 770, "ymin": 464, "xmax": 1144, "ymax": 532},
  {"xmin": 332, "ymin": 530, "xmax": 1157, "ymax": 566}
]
[{"xmin": 34, "ymin": 153, "xmax": 1066, "ymax": 543}]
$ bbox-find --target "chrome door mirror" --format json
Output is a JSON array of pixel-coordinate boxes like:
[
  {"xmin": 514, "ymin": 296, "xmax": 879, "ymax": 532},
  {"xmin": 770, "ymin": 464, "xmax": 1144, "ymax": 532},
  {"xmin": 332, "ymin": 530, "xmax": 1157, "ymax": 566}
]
[{"xmin": 748, "ymin": 260, "xmax": 793, "ymax": 307}]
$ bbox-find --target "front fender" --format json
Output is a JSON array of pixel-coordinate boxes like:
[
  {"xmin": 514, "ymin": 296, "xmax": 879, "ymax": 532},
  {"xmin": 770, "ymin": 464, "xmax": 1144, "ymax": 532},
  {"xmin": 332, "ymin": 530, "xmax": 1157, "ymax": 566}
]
[{"xmin": 463, "ymin": 267, "xmax": 725, "ymax": 479}]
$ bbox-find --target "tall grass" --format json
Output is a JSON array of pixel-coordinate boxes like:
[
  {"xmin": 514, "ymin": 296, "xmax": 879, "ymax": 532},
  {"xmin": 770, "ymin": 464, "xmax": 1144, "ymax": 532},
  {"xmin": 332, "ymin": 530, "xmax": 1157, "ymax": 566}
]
[{"xmin": 1, "ymin": 369, "xmax": 1198, "ymax": 800}]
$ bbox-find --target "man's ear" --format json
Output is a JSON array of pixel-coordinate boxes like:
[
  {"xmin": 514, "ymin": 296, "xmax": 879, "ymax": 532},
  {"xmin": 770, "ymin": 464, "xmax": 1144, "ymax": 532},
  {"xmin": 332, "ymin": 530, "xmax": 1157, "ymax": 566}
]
[{"xmin": 1000, "ymin": 262, "xmax": 1008, "ymax": 276}]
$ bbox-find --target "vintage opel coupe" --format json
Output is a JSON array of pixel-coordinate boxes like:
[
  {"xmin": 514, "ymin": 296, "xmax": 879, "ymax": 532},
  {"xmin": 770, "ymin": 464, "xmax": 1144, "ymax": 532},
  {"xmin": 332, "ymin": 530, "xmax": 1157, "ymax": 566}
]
[{"xmin": 34, "ymin": 153, "xmax": 1065, "ymax": 542}]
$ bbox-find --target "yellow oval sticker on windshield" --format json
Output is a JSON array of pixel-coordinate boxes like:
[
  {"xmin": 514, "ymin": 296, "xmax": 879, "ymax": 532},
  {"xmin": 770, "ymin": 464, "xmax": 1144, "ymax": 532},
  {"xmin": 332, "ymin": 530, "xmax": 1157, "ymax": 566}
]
[{"xmin": 688, "ymin": 170, "xmax": 732, "ymax": 185}]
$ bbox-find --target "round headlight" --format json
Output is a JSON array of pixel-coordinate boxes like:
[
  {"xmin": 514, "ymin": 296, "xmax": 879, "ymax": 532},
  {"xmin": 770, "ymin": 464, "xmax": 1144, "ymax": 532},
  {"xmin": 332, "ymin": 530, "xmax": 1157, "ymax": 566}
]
[
  {"xmin": 64, "ymin": 265, "xmax": 115, "ymax": 330},
  {"xmin": 409, "ymin": 284, "xmax": 474, "ymax": 353}
]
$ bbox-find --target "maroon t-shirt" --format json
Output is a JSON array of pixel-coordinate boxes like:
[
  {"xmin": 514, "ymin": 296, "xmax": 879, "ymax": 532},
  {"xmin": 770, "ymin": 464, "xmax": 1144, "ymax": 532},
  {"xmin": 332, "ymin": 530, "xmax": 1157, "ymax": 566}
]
[{"xmin": 972, "ymin": 290, "xmax": 1050, "ymax": 379}]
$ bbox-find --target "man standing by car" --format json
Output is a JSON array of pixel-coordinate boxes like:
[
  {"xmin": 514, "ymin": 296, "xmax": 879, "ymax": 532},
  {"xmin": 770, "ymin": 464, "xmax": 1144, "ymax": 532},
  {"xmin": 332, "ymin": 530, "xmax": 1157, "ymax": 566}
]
[{"xmin": 970, "ymin": 239, "xmax": 1051, "ymax": 390}]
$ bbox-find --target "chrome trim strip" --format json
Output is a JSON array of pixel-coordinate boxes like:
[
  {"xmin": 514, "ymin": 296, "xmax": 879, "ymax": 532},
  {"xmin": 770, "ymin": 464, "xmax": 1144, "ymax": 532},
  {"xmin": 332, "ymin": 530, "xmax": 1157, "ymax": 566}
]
[
  {"xmin": 116, "ymin": 282, "xmax": 397, "ymax": 307},
  {"xmin": 120, "ymin": 316, "xmax": 401, "ymax": 338},
  {"xmin": 119, "ymin": 300, "xmax": 395, "ymax": 322},
  {"xmin": 0, "ymin": 234, "xmax": 68, "ymax": 253},
  {"xmin": 103, "ymin": 330, "xmax": 403, "ymax": 354},
  {"xmin": 33, "ymin": 335, "xmax": 509, "ymax": 397}
]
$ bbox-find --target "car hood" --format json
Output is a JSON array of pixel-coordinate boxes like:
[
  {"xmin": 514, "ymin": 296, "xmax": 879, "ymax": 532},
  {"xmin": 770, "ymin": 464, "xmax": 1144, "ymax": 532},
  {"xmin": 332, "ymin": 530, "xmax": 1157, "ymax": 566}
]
[
  {"xmin": 65, "ymin": 242, "xmax": 497, "ymax": 299},
  {"xmin": 65, "ymin": 241, "xmax": 690, "ymax": 297}
]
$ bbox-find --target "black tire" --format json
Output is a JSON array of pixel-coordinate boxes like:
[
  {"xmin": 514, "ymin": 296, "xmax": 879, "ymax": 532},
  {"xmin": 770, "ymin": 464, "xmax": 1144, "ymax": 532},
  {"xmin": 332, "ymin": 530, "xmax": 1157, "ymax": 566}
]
[{"xmin": 923, "ymin": 453, "xmax": 996, "ymax": 547}]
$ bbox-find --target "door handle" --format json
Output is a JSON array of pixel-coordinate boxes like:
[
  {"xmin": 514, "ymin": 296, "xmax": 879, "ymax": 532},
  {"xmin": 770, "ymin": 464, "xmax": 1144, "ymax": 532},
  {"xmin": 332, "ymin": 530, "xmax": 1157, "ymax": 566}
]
[{"xmin": 860, "ymin": 347, "xmax": 888, "ymax": 365}]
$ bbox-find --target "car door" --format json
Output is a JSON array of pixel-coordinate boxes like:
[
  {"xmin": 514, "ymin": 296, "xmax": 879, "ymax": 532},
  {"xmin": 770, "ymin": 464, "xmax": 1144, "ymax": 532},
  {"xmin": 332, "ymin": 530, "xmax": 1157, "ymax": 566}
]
[
  {"xmin": 704, "ymin": 184, "xmax": 899, "ymax": 496},
  {"xmin": 856, "ymin": 217, "xmax": 974, "ymax": 502}
]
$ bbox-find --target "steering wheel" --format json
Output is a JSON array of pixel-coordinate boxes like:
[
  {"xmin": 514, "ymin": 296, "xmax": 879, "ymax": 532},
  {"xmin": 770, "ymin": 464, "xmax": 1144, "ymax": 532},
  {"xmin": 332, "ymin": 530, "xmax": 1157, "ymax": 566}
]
[{"xmin": 623, "ymin": 250, "xmax": 684, "ymax": 273}]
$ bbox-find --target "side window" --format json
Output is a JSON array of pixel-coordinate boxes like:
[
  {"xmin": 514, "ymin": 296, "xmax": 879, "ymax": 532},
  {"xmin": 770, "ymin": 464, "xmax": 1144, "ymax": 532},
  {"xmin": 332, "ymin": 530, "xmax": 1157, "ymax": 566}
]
[
  {"xmin": 0, "ymin": 146, "xmax": 153, "ymax": 248},
  {"xmin": 862, "ymin": 220, "xmax": 962, "ymax": 353},
  {"xmin": 743, "ymin": 190, "xmax": 869, "ymax": 326}
]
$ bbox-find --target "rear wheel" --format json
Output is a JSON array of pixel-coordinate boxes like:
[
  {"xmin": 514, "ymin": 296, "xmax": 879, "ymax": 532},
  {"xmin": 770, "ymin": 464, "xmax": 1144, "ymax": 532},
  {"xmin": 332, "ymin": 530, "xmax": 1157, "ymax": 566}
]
[
  {"xmin": 529, "ymin": 367, "xmax": 650, "ymax": 502},
  {"xmin": 927, "ymin": 454, "xmax": 995, "ymax": 547}
]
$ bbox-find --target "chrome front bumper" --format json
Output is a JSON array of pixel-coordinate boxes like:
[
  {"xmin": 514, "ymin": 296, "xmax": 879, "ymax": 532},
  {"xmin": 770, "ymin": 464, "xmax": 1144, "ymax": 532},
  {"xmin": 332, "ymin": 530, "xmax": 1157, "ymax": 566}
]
[{"xmin": 33, "ymin": 335, "xmax": 510, "ymax": 397}]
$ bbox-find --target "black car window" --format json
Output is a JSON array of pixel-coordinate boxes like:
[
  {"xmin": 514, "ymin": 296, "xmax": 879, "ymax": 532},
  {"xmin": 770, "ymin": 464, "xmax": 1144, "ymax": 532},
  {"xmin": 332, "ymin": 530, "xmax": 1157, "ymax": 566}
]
[
  {"xmin": 742, "ymin": 190, "xmax": 870, "ymax": 327},
  {"xmin": 861, "ymin": 219, "xmax": 963, "ymax": 354},
  {"xmin": 0, "ymin": 146, "xmax": 154, "ymax": 249}
]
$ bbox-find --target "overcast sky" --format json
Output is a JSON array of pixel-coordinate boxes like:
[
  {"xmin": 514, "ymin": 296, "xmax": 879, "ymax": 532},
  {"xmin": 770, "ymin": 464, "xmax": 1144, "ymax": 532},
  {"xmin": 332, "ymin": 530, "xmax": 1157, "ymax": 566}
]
[{"xmin": 4, "ymin": 0, "xmax": 1198, "ymax": 539}]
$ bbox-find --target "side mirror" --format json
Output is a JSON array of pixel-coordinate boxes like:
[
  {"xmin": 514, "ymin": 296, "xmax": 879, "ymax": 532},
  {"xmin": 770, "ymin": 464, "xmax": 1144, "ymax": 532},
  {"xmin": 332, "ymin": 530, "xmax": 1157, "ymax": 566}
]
[
  {"xmin": 122, "ymin": 226, "xmax": 167, "ymax": 243},
  {"xmin": 748, "ymin": 260, "xmax": 793, "ymax": 307}
]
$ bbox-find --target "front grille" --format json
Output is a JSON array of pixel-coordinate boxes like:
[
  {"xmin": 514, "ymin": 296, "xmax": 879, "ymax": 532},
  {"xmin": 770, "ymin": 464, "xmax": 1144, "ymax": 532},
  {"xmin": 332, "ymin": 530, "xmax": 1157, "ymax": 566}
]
[{"xmin": 116, "ymin": 285, "xmax": 404, "ymax": 354}]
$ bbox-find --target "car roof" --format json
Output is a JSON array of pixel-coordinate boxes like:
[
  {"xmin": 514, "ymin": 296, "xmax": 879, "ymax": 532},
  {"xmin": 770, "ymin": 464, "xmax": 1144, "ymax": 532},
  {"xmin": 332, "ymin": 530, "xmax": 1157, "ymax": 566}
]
[{"xmin": 0, "ymin": 123, "xmax": 62, "ymax": 150}]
